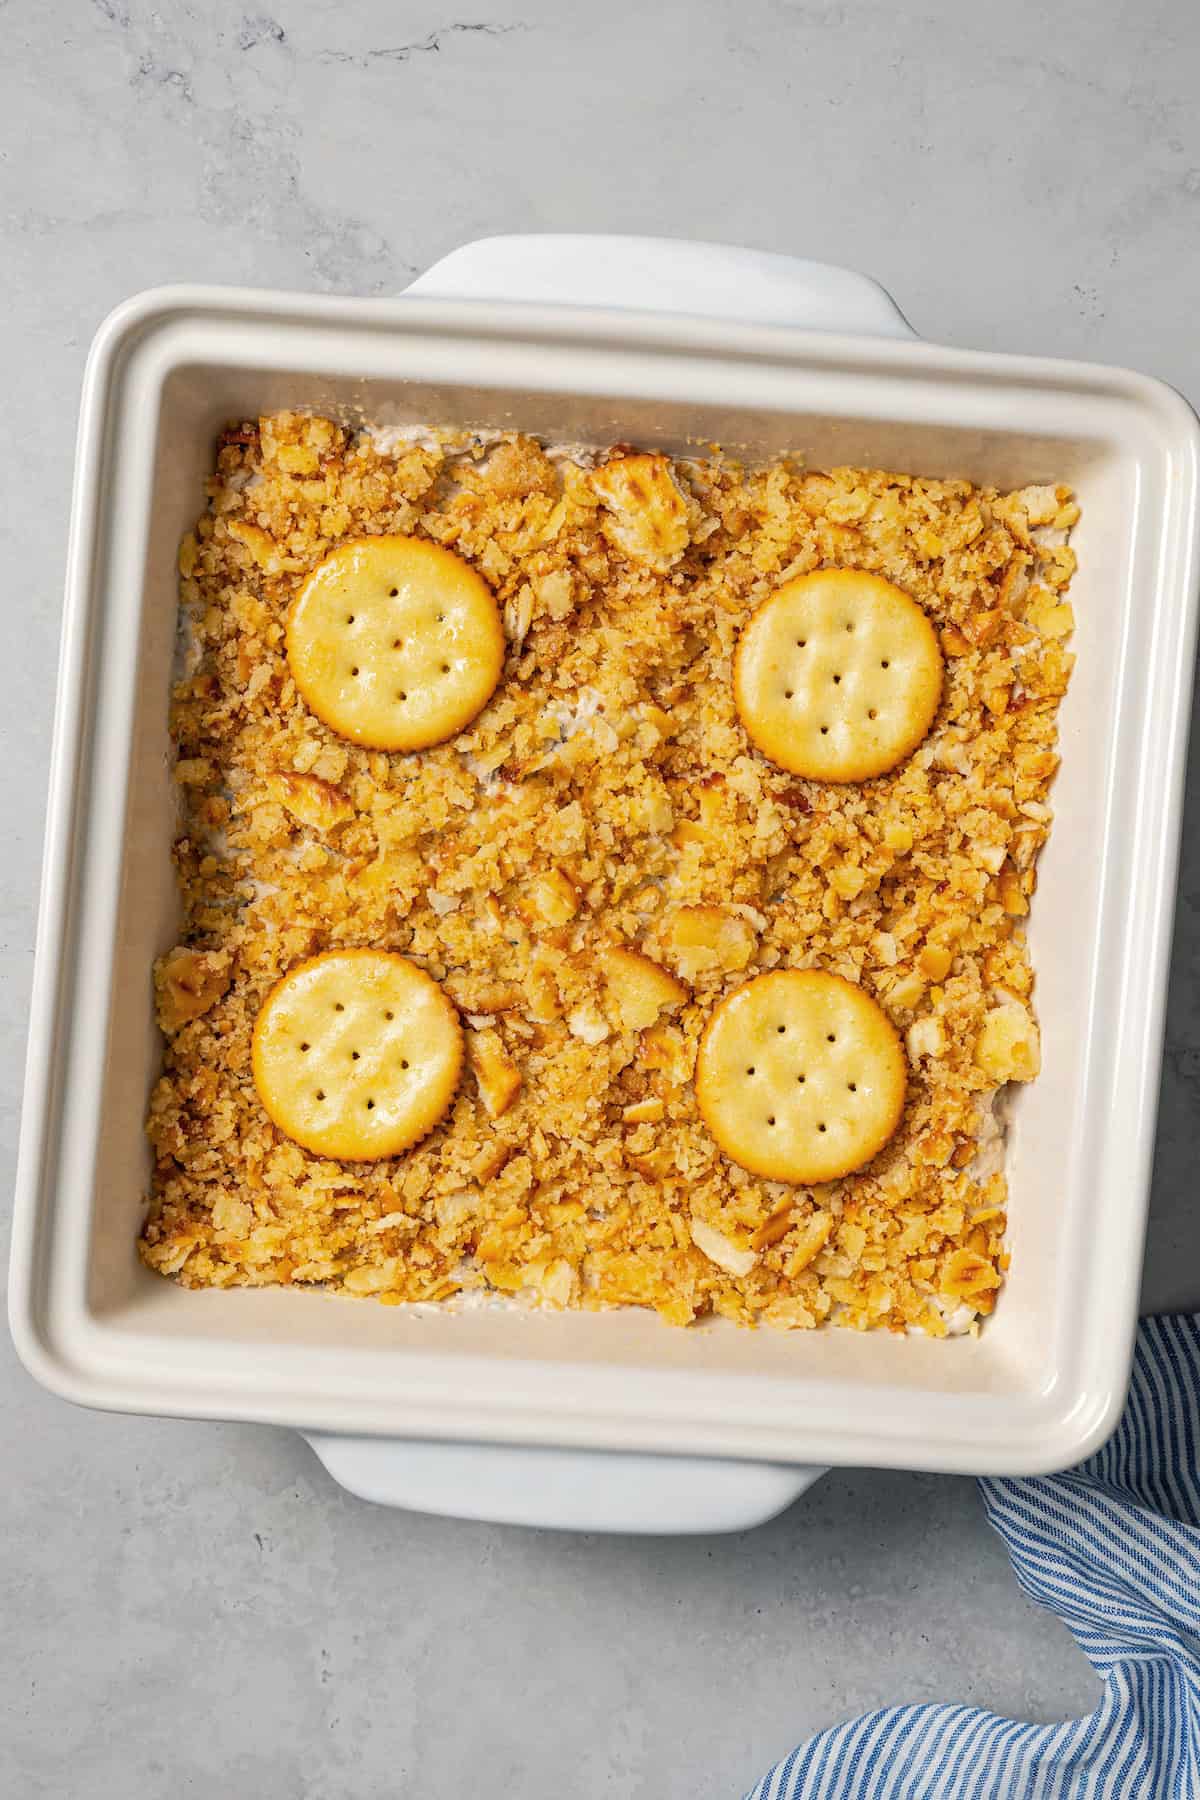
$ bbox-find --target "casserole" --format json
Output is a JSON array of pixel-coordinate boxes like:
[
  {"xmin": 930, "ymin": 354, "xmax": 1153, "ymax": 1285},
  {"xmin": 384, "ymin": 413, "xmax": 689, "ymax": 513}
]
[{"xmin": 9, "ymin": 236, "xmax": 1199, "ymax": 1531}]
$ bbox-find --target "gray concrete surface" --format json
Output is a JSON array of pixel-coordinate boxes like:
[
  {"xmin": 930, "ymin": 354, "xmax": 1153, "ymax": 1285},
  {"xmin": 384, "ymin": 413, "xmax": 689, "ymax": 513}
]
[{"xmin": 4, "ymin": 0, "xmax": 1198, "ymax": 1793}]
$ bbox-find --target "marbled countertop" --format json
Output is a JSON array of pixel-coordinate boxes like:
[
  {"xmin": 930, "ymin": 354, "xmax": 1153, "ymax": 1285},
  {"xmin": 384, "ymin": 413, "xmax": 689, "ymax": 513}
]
[{"xmin": 4, "ymin": 1, "xmax": 1199, "ymax": 1793}]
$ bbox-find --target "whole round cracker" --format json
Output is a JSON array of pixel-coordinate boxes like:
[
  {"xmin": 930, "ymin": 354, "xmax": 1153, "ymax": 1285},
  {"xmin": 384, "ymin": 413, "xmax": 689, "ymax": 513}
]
[
  {"xmin": 733, "ymin": 569, "xmax": 943, "ymax": 782},
  {"xmin": 694, "ymin": 970, "xmax": 906, "ymax": 1183},
  {"xmin": 287, "ymin": 536, "xmax": 505, "ymax": 751},
  {"xmin": 252, "ymin": 950, "xmax": 463, "ymax": 1160}
]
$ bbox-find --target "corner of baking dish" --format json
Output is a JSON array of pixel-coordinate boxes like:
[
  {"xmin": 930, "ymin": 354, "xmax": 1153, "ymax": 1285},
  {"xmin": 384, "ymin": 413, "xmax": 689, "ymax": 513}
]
[{"xmin": 10, "ymin": 285, "xmax": 1200, "ymax": 1477}]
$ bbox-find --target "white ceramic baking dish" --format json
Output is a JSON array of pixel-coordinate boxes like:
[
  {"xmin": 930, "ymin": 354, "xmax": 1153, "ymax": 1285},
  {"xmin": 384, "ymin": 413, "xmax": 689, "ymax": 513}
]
[{"xmin": 9, "ymin": 237, "xmax": 1200, "ymax": 1533}]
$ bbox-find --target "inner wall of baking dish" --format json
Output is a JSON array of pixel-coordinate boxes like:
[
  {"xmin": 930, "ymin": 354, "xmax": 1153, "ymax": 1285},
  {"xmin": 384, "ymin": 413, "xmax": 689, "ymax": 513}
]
[{"xmin": 88, "ymin": 310, "xmax": 1141, "ymax": 1406}]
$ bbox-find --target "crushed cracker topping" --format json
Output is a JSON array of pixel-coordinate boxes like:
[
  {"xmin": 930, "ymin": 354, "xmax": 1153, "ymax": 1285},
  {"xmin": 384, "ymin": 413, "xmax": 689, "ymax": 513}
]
[{"xmin": 139, "ymin": 415, "xmax": 1075, "ymax": 1334}]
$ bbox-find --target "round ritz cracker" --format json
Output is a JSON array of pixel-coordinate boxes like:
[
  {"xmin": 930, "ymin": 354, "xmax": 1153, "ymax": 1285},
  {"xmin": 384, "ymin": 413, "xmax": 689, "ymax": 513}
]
[
  {"xmin": 287, "ymin": 535, "xmax": 505, "ymax": 752},
  {"xmin": 252, "ymin": 950, "xmax": 463, "ymax": 1161},
  {"xmin": 694, "ymin": 970, "xmax": 907, "ymax": 1184},
  {"xmin": 733, "ymin": 568, "xmax": 943, "ymax": 782}
]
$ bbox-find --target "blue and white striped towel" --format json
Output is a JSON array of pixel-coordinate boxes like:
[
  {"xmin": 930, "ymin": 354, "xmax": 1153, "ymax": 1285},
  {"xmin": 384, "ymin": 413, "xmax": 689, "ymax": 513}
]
[{"xmin": 748, "ymin": 1314, "xmax": 1200, "ymax": 1800}]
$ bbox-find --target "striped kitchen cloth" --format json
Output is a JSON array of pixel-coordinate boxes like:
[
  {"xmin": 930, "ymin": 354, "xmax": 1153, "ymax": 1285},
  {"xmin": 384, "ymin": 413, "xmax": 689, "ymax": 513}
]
[{"xmin": 747, "ymin": 1314, "xmax": 1200, "ymax": 1800}]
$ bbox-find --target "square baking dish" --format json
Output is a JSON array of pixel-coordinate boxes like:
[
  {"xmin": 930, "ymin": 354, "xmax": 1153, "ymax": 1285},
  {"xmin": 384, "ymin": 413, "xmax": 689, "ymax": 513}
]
[{"xmin": 10, "ymin": 237, "xmax": 1200, "ymax": 1527}]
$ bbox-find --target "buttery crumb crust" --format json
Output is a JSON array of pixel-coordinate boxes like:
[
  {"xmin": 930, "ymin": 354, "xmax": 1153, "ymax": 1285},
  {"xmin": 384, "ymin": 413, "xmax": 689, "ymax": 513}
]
[{"xmin": 140, "ymin": 412, "xmax": 1076, "ymax": 1333}]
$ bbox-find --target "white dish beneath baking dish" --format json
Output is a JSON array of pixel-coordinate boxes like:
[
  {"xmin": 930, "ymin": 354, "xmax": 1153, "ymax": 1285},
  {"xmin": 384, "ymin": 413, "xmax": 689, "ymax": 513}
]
[{"xmin": 9, "ymin": 236, "xmax": 1199, "ymax": 1532}]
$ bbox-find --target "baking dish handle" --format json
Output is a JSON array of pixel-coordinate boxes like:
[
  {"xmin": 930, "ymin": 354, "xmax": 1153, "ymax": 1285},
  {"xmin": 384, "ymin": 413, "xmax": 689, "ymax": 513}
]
[
  {"xmin": 405, "ymin": 233, "xmax": 916, "ymax": 339},
  {"xmin": 303, "ymin": 1433, "xmax": 824, "ymax": 1534}
]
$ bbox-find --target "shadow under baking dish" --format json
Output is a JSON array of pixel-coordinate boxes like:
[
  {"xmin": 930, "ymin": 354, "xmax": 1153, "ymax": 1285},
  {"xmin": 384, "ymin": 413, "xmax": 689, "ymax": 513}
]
[{"xmin": 12, "ymin": 287, "xmax": 1200, "ymax": 1477}]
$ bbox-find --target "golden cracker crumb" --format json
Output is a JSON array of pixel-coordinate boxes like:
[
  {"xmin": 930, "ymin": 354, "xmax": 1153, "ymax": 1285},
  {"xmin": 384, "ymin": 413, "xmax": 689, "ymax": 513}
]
[{"xmin": 140, "ymin": 417, "xmax": 1074, "ymax": 1335}]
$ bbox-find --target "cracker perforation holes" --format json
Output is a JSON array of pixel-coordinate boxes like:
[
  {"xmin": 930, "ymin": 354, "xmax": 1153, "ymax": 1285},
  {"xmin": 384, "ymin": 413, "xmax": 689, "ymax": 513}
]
[
  {"xmin": 693, "ymin": 969, "xmax": 907, "ymax": 1182},
  {"xmin": 732, "ymin": 568, "xmax": 944, "ymax": 782},
  {"xmin": 286, "ymin": 536, "xmax": 503, "ymax": 752},
  {"xmin": 251, "ymin": 949, "xmax": 463, "ymax": 1160}
]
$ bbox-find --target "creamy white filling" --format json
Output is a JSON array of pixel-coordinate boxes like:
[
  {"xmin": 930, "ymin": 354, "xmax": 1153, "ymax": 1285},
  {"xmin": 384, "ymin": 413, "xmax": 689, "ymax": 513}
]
[
  {"xmin": 458, "ymin": 749, "xmax": 521, "ymax": 798},
  {"xmin": 544, "ymin": 684, "xmax": 604, "ymax": 743},
  {"xmin": 363, "ymin": 421, "xmax": 500, "ymax": 456},
  {"xmin": 364, "ymin": 422, "xmax": 603, "ymax": 470},
  {"xmin": 905, "ymin": 1305, "xmax": 977, "ymax": 1340},
  {"xmin": 968, "ymin": 1089, "xmax": 1009, "ymax": 1183}
]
